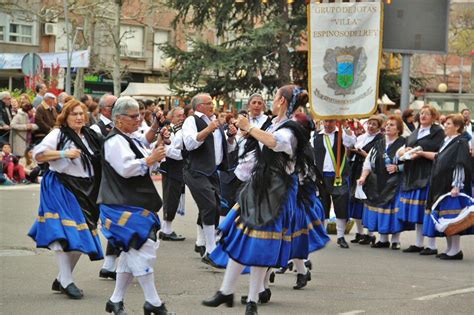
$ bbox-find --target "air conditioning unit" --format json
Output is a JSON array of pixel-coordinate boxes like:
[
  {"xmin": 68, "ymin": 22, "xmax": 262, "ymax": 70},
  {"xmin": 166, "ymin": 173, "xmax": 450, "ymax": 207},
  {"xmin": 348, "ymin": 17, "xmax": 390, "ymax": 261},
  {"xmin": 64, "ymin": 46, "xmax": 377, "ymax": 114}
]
[{"xmin": 44, "ymin": 23, "xmax": 58, "ymax": 36}]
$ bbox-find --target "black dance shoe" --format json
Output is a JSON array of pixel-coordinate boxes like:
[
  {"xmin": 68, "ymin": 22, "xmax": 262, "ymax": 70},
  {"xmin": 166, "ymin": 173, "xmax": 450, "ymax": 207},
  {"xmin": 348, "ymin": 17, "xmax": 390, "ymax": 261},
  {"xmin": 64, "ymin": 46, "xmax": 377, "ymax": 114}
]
[
  {"xmin": 245, "ymin": 301, "xmax": 258, "ymax": 315},
  {"xmin": 359, "ymin": 235, "xmax": 376, "ymax": 245},
  {"xmin": 194, "ymin": 244, "xmax": 206, "ymax": 257},
  {"xmin": 240, "ymin": 288, "xmax": 272, "ymax": 305},
  {"xmin": 52, "ymin": 279, "xmax": 60, "ymax": 292},
  {"xmin": 350, "ymin": 233, "xmax": 364, "ymax": 243},
  {"xmin": 143, "ymin": 302, "xmax": 175, "ymax": 315},
  {"xmin": 275, "ymin": 261, "xmax": 293, "ymax": 274},
  {"xmin": 269, "ymin": 271, "xmax": 275, "ymax": 283},
  {"xmin": 391, "ymin": 243, "xmax": 401, "ymax": 250},
  {"xmin": 371, "ymin": 241, "xmax": 390, "ymax": 248},
  {"xmin": 419, "ymin": 248, "xmax": 438, "ymax": 256},
  {"xmin": 60, "ymin": 283, "xmax": 83, "ymax": 299},
  {"xmin": 201, "ymin": 254, "xmax": 222, "ymax": 269},
  {"xmin": 105, "ymin": 300, "xmax": 127, "ymax": 315},
  {"xmin": 293, "ymin": 271, "xmax": 311, "ymax": 290},
  {"xmin": 337, "ymin": 237, "xmax": 349, "ymax": 249},
  {"xmin": 439, "ymin": 251, "xmax": 463, "ymax": 260},
  {"xmin": 402, "ymin": 245, "xmax": 424, "ymax": 253},
  {"xmin": 202, "ymin": 291, "xmax": 234, "ymax": 307},
  {"xmin": 304, "ymin": 260, "xmax": 313, "ymax": 270},
  {"xmin": 159, "ymin": 231, "xmax": 185, "ymax": 241},
  {"xmin": 99, "ymin": 268, "xmax": 117, "ymax": 280}
]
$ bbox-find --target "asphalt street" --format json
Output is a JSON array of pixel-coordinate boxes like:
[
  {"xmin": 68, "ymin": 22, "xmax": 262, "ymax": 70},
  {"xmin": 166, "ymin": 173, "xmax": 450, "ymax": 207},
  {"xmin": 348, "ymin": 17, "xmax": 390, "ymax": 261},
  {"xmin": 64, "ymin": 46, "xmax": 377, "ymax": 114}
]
[{"xmin": 0, "ymin": 183, "xmax": 473, "ymax": 315}]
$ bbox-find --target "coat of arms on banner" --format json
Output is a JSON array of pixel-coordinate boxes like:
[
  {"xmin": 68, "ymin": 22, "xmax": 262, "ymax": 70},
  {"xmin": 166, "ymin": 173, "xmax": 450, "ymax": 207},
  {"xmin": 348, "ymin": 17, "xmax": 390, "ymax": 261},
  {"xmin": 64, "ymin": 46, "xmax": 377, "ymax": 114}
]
[{"xmin": 323, "ymin": 46, "xmax": 367, "ymax": 96}]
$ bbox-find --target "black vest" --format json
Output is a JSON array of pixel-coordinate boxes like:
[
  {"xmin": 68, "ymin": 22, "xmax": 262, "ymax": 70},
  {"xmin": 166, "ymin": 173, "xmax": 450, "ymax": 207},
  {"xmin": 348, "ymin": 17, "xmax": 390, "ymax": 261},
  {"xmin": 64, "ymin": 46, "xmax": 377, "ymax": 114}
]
[
  {"xmin": 97, "ymin": 119, "xmax": 113, "ymax": 137},
  {"xmin": 313, "ymin": 131, "xmax": 350, "ymax": 177},
  {"xmin": 97, "ymin": 128, "xmax": 162, "ymax": 212},
  {"xmin": 187, "ymin": 115, "xmax": 228, "ymax": 176}
]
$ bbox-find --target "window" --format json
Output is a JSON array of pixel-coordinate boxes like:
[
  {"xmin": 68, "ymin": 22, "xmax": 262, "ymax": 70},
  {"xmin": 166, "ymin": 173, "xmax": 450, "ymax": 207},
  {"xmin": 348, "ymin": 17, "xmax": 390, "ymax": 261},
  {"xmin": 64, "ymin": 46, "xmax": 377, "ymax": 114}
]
[
  {"xmin": 9, "ymin": 23, "xmax": 33, "ymax": 44},
  {"xmin": 153, "ymin": 30, "xmax": 169, "ymax": 70},
  {"xmin": 120, "ymin": 25, "xmax": 144, "ymax": 58},
  {"xmin": 0, "ymin": 12, "xmax": 37, "ymax": 45}
]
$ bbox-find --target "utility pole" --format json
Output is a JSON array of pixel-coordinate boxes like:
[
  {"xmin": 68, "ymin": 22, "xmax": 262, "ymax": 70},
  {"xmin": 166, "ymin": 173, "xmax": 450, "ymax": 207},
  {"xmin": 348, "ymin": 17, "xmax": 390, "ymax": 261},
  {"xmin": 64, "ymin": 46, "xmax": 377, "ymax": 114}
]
[{"xmin": 113, "ymin": 0, "xmax": 122, "ymax": 96}]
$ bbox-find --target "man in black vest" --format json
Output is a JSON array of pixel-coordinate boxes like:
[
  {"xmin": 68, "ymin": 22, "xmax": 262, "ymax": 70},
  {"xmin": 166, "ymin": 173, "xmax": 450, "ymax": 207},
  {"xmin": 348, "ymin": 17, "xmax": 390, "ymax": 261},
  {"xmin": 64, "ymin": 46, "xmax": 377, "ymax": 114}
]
[
  {"xmin": 313, "ymin": 120, "xmax": 356, "ymax": 249},
  {"xmin": 159, "ymin": 107, "xmax": 186, "ymax": 241},
  {"xmin": 91, "ymin": 94, "xmax": 117, "ymax": 137},
  {"xmin": 182, "ymin": 93, "xmax": 237, "ymax": 265}
]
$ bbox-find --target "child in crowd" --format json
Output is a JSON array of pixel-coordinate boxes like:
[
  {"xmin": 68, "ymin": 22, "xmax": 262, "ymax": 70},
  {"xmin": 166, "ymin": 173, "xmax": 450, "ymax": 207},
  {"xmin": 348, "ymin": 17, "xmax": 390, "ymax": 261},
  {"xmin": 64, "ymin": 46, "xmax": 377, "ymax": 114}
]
[{"xmin": 1, "ymin": 143, "xmax": 29, "ymax": 184}]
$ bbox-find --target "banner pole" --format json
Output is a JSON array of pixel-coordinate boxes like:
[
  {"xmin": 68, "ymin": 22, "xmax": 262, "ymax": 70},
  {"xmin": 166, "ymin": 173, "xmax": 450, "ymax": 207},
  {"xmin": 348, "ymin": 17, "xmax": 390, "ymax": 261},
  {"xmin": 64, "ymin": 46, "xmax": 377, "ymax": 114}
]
[{"xmin": 336, "ymin": 120, "xmax": 342, "ymax": 185}]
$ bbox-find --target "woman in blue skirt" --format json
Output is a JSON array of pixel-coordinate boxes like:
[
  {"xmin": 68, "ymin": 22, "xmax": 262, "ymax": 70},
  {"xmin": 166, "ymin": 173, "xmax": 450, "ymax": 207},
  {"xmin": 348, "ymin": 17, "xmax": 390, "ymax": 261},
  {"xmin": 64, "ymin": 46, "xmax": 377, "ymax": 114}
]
[
  {"xmin": 28, "ymin": 98, "xmax": 103, "ymax": 299},
  {"xmin": 202, "ymin": 85, "xmax": 327, "ymax": 315},
  {"xmin": 358, "ymin": 115, "xmax": 409, "ymax": 249},
  {"xmin": 97, "ymin": 97, "xmax": 174, "ymax": 315},
  {"xmin": 396, "ymin": 105, "xmax": 445, "ymax": 255},
  {"xmin": 419, "ymin": 114, "xmax": 473, "ymax": 260}
]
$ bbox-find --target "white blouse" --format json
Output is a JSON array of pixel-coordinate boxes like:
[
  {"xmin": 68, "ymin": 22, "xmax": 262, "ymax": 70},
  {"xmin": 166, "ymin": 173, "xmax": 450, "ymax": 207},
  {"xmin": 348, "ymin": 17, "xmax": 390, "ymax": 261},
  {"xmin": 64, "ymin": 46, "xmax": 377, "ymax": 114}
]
[{"xmin": 33, "ymin": 128, "xmax": 94, "ymax": 178}]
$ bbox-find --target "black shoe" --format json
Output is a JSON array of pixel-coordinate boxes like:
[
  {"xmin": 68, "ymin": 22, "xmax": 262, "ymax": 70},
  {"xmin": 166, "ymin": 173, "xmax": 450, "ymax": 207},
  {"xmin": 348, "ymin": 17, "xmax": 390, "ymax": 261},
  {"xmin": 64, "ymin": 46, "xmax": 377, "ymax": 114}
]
[
  {"xmin": 245, "ymin": 301, "xmax": 258, "ymax": 315},
  {"xmin": 143, "ymin": 302, "xmax": 175, "ymax": 315},
  {"xmin": 391, "ymin": 243, "xmax": 401, "ymax": 250},
  {"xmin": 350, "ymin": 233, "xmax": 364, "ymax": 243},
  {"xmin": 359, "ymin": 235, "xmax": 376, "ymax": 245},
  {"xmin": 99, "ymin": 268, "xmax": 117, "ymax": 280},
  {"xmin": 269, "ymin": 271, "xmax": 275, "ymax": 283},
  {"xmin": 304, "ymin": 260, "xmax": 312, "ymax": 270},
  {"xmin": 240, "ymin": 288, "xmax": 272, "ymax": 305},
  {"xmin": 293, "ymin": 271, "xmax": 311, "ymax": 290},
  {"xmin": 202, "ymin": 291, "xmax": 234, "ymax": 307},
  {"xmin": 436, "ymin": 252, "xmax": 446, "ymax": 258},
  {"xmin": 52, "ymin": 278, "xmax": 60, "ymax": 292},
  {"xmin": 106, "ymin": 300, "xmax": 127, "ymax": 315},
  {"xmin": 337, "ymin": 237, "xmax": 349, "ymax": 249},
  {"xmin": 201, "ymin": 254, "xmax": 222, "ymax": 269},
  {"xmin": 419, "ymin": 248, "xmax": 438, "ymax": 256},
  {"xmin": 439, "ymin": 251, "xmax": 463, "ymax": 260},
  {"xmin": 159, "ymin": 231, "xmax": 185, "ymax": 241},
  {"xmin": 275, "ymin": 261, "xmax": 293, "ymax": 274},
  {"xmin": 60, "ymin": 283, "xmax": 83, "ymax": 299},
  {"xmin": 402, "ymin": 245, "xmax": 424, "ymax": 253},
  {"xmin": 194, "ymin": 244, "xmax": 206, "ymax": 257},
  {"xmin": 371, "ymin": 241, "xmax": 390, "ymax": 248}
]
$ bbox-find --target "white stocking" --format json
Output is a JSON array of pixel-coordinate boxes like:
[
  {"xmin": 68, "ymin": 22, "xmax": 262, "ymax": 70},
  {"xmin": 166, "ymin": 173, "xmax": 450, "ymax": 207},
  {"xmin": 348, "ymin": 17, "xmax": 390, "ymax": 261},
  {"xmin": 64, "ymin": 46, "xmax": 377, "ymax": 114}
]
[
  {"xmin": 202, "ymin": 224, "xmax": 216, "ymax": 254},
  {"xmin": 336, "ymin": 219, "xmax": 347, "ymax": 238},
  {"xmin": 427, "ymin": 237, "xmax": 437, "ymax": 250},
  {"xmin": 391, "ymin": 233, "xmax": 400, "ymax": 244},
  {"xmin": 415, "ymin": 224, "xmax": 424, "ymax": 247},
  {"xmin": 248, "ymin": 267, "xmax": 267, "ymax": 303},
  {"xmin": 355, "ymin": 219, "xmax": 364, "ymax": 234},
  {"xmin": 379, "ymin": 234, "xmax": 389, "ymax": 243},
  {"xmin": 446, "ymin": 235, "xmax": 461, "ymax": 256},
  {"xmin": 293, "ymin": 259, "xmax": 307, "ymax": 275},
  {"xmin": 56, "ymin": 251, "xmax": 73, "ymax": 287},
  {"xmin": 220, "ymin": 259, "xmax": 244, "ymax": 295},
  {"xmin": 110, "ymin": 272, "xmax": 133, "ymax": 303},
  {"xmin": 137, "ymin": 273, "xmax": 162, "ymax": 307},
  {"xmin": 196, "ymin": 225, "xmax": 205, "ymax": 246}
]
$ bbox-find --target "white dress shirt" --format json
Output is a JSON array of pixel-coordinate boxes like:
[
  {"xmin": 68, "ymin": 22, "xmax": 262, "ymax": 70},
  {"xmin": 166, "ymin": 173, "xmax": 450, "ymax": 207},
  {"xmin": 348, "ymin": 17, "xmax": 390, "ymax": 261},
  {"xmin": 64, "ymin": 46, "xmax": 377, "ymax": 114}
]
[
  {"xmin": 182, "ymin": 111, "xmax": 235, "ymax": 166},
  {"xmin": 91, "ymin": 114, "xmax": 114, "ymax": 135},
  {"xmin": 165, "ymin": 126, "xmax": 183, "ymax": 160},
  {"xmin": 104, "ymin": 132, "xmax": 157, "ymax": 178},
  {"xmin": 319, "ymin": 128, "xmax": 356, "ymax": 172},
  {"xmin": 33, "ymin": 128, "xmax": 94, "ymax": 177},
  {"xmin": 234, "ymin": 114, "xmax": 268, "ymax": 182},
  {"xmin": 417, "ymin": 126, "xmax": 431, "ymax": 140}
]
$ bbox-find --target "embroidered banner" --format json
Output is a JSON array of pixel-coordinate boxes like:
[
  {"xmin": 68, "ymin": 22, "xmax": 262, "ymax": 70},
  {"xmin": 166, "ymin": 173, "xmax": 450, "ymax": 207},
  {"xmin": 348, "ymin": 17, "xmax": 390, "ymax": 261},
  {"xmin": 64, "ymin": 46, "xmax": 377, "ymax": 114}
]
[{"xmin": 308, "ymin": 1, "xmax": 383, "ymax": 119}]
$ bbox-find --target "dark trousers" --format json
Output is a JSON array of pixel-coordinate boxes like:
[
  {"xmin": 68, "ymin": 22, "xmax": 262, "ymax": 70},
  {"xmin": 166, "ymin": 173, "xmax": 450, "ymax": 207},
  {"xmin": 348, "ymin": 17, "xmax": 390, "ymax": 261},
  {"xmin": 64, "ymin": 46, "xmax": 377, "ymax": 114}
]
[
  {"xmin": 184, "ymin": 169, "xmax": 220, "ymax": 226},
  {"xmin": 26, "ymin": 166, "xmax": 41, "ymax": 183},
  {"xmin": 162, "ymin": 173, "xmax": 184, "ymax": 222},
  {"xmin": 219, "ymin": 175, "xmax": 243, "ymax": 217},
  {"xmin": 320, "ymin": 175, "xmax": 350, "ymax": 220}
]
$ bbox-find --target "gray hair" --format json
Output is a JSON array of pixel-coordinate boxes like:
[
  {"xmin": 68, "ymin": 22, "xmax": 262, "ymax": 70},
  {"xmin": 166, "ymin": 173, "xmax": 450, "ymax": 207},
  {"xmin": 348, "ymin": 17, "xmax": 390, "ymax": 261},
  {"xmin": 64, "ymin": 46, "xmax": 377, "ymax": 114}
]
[
  {"xmin": 98, "ymin": 93, "xmax": 115, "ymax": 109},
  {"xmin": 112, "ymin": 96, "xmax": 139, "ymax": 121},
  {"xmin": 191, "ymin": 93, "xmax": 211, "ymax": 110},
  {"xmin": 170, "ymin": 106, "xmax": 184, "ymax": 117},
  {"xmin": 0, "ymin": 91, "xmax": 11, "ymax": 101},
  {"xmin": 57, "ymin": 92, "xmax": 68, "ymax": 104},
  {"xmin": 248, "ymin": 93, "xmax": 264, "ymax": 105}
]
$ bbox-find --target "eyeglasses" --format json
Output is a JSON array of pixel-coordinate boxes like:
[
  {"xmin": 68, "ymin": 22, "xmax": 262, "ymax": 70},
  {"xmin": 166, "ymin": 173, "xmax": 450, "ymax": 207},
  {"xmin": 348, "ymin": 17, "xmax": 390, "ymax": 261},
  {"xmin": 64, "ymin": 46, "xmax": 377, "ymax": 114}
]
[
  {"xmin": 250, "ymin": 101, "xmax": 263, "ymax": 105},
  {"xmin": 121, "ymin": 113, "xmax": 141, "ymax": 120},
  {"xmin": 200, "ymin": 101, "xmax": 213, "ymax": 106}
]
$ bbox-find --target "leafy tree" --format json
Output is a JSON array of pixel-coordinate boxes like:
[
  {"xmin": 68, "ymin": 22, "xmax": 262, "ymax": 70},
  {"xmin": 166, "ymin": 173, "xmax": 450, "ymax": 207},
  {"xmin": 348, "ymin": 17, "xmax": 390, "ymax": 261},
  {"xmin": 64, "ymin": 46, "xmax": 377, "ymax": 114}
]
[{"xmin": 163, "ymin": 0, "xmax": 309, "ymax": 98}]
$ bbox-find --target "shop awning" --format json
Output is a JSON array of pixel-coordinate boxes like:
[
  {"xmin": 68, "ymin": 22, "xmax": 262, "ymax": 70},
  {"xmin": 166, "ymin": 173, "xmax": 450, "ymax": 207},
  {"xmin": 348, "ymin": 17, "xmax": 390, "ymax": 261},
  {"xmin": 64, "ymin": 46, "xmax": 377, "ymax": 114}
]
[{"xmin": 120, "ymin": 83, "xmax": 172, "ymax": 98}]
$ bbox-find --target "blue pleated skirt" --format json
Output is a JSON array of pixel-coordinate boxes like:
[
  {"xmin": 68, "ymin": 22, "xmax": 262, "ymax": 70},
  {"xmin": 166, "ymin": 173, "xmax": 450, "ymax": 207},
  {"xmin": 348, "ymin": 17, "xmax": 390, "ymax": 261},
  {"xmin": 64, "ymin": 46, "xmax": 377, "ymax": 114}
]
[
  {"xmin": 100, "ymin": 204, "xmax": 160, "ymax": 252},
  {"xmin": 363, "ymin": 193, "xmax": 414, "ymax": 234},
  {"xmin": 397, "ymin": 186, "xmax": 429, "ymax": 224},
  {"xmin": 28, "ymin": 171, "xmax": 103, "ymax": 261},
  {"xmin": 349, "ymin": 199, "xmax": 364, "ymax": 220},
  {"xmin": 211, "ymin": 176, "xmax": 328, "ymax": 268},
  {"xmin": 423, "ymin": 195, "xmax": 474, "ymax": 237}
]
